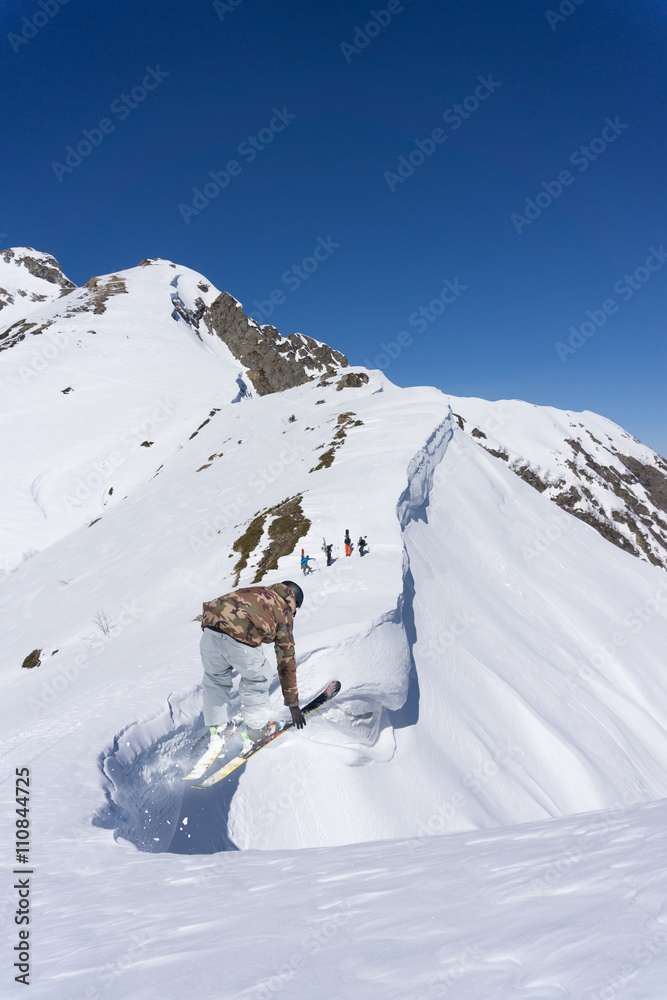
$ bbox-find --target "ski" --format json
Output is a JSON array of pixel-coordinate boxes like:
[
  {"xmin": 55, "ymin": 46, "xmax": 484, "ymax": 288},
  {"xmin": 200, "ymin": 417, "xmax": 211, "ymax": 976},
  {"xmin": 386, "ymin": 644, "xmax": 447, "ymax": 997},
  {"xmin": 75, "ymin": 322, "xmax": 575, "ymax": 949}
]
[
  {"xmin": 194, "ymin": 680, "xmax": 341, "ymax": 788},
  {"xmin": 183, "ymin": 715, "xmax": 243, "ymax": 781}
]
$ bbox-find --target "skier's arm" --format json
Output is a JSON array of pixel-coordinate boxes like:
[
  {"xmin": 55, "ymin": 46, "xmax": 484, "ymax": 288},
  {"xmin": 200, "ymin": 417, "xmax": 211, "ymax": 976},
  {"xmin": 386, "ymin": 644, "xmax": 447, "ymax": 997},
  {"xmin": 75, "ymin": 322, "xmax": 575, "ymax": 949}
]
[{"xmin": 274, "ymin": 620, "xmax": 299, "ymax": 707}]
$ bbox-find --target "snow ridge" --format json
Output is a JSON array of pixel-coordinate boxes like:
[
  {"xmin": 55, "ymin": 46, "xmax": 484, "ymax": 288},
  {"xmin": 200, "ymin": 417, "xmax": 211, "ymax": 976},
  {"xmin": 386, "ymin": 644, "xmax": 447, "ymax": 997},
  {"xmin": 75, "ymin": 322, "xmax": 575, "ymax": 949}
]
[{"xmin": 396, "ymin": 408, "xmax": 454, "ymax": 527}]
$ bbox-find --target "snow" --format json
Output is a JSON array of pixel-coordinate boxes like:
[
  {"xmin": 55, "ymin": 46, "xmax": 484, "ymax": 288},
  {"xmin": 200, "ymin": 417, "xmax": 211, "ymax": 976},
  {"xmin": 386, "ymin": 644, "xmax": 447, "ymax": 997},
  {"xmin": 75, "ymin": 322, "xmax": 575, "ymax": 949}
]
[
  {"xmin": 2, "ymin": 251, "xmax": 667, "ymax": 997},
  {"xmin": 0, "ymin": 249, "xmax": 74, "ymax": 330}
]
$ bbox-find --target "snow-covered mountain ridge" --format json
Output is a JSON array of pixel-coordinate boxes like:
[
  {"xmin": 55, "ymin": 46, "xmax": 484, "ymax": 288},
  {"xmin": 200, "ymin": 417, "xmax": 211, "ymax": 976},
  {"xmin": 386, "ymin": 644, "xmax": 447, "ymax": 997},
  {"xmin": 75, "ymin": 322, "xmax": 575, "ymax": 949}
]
[
  {"xmin": 1, "ymin": 247, "xmax": 667, "ymax": 996},
  {"xmin": 0, "ymin": 248, "xmax": 348, "ymax": 392},
  {"xmin": 0, "ymin": 247, "xmax": 76, "ymax": 340},
  {"xmin": 2, "ymin": 246, "xmax": 664, "ymax": 572},
  {"xmin": 448, "ymin": 397, "xmax": 667, "ymax": 571}
]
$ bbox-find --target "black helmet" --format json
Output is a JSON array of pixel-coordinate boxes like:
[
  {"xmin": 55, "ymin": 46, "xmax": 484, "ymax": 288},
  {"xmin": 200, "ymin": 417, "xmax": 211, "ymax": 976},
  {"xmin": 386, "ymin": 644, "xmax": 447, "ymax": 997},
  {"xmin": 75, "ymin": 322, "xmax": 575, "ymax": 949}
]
[{"xmin": 282, "ymin": 580, "xmax": 304, "ymax": 609}]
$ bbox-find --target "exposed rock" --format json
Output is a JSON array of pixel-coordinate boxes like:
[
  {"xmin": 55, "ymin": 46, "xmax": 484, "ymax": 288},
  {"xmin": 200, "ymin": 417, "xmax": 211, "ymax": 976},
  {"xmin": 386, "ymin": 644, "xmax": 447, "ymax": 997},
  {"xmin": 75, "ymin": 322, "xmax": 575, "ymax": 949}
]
[
  {"xmin": 310, "ymin": 411, "xmax": 360, "ymax": 473},
  {"xmin": 567, "ymin": 507, "xmax": 637, "ymax": 556},
  {"xmin": 616, "ymin": 454, "xmax": 667, "ymax": 515},
  {"xmin": 202, "ymin": 292, "xmax": 348, "ymax": 395},
  {"xmin": 0, "ymin": 318, "xmax": 53, "ymax": 353},
  {"xmin": 475, "ymin": 431, "xmax": 667, "ymax": 571},
  {"xmin": 482, "ymin": 445, "xmax": 509, "ymax": 461},
  {"xmin": 336, "ymin": 372, "xmax": 369, "ymax": 391},
  {"xmin": 1, "ymin": 248, "xmax": 76, "ymax": 294},
  {"xmin": 81, "ymin": 274, "xmax": 128, "ymax": 314},
  {"xmin": 21, "ymin": 649, "xmax": 42, "ymax": 669},
  {"xmin": 513, "ymin": 464, "xmax": 550, "ymax": 493}
]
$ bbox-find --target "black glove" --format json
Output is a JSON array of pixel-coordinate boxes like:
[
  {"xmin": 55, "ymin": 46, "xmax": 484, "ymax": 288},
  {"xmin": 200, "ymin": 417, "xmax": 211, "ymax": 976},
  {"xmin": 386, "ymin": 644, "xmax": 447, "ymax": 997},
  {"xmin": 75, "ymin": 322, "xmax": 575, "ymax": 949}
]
[{"xmin": 290, "ymin": 705, "xmax": 306, "ymax": 730}]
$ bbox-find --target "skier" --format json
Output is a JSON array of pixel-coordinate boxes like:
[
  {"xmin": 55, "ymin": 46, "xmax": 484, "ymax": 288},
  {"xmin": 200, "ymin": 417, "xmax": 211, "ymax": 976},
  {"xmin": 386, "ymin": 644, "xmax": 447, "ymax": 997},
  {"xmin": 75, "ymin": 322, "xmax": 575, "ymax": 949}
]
[
  {"xmin": 358, "ymin": 536, "xmax": 367, "ymax": 557},
  {"xmin": 344, "ymin": 529, "xmax": 352, "ymax": 557},
  {"xmin": 325, "ymin": 543, "xmax": 334, "ymax": 566},
  {"xmin": 199, "ymin": 581, "xmax": 306, "ymax": 751},
  {"xmin": 301, "ymin": 552, "xmax": 315, "ymax": 575}
]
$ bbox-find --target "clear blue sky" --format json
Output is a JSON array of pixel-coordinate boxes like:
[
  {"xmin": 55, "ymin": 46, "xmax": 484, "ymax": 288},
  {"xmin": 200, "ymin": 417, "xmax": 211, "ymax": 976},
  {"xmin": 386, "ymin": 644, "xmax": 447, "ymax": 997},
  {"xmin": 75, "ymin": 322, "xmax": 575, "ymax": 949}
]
[{"xmin": 3, "ymin": 0, "xmax": 666, "ymax": 453}]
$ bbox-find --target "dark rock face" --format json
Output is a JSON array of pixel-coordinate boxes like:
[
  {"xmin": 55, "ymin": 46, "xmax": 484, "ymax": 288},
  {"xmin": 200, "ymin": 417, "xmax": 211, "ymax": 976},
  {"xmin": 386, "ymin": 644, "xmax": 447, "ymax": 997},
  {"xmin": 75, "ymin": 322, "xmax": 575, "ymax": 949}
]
[
  {"xmin": 616, "ymin": 454, "xmax": 667, "ymax": 516},
  {"xmin": 201, "ymin": 291, "xmax": 348, "ymax": 395},
  {"xmin": 1, "ymin": 248, "xmax": 76, "ymax": 294}
]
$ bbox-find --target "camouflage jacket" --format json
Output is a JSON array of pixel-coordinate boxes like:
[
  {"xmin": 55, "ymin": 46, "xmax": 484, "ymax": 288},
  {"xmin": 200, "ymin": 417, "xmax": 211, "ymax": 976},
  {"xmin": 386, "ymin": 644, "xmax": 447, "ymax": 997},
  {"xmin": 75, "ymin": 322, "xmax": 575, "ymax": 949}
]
[{"xmin": 201, "ymin": 583, "xmax": 298, "ymax": 706}]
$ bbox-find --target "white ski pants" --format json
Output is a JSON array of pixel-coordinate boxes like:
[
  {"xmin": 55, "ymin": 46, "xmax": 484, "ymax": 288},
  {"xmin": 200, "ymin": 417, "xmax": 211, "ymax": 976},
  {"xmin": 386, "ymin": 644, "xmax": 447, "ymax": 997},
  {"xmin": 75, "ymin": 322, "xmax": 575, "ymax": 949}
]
[{"xmin": 200, "ymin": 627, "xmax": 271, "ymax": 729}]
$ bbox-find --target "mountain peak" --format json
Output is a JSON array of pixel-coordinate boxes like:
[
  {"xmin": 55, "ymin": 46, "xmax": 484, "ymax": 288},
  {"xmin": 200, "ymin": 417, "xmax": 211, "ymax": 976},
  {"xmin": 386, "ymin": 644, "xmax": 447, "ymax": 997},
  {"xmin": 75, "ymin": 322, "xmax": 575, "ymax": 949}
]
[
  {"xmin": 202, "ymin": 290, "xmax": 348, "ymax": 396},
  {"xmin": 0, "ymin": 250, "xmax": 349, "ymax": 396},
  {"xmin": 1, "ymin": 247, "xmax": 75, "ymax": 292}
]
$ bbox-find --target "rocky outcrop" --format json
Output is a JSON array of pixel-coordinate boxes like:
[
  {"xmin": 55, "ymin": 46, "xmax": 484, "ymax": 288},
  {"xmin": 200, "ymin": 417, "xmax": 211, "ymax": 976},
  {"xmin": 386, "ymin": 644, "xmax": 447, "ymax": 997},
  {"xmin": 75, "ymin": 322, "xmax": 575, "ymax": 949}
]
[
  {"xmin": 0, "ymin": 318, "xmax": 53, "ymax": 353},
  {"xmin": 452, "ymin": 400, "xmax": 667, "ymax": 571},
  {"xmin": 201, "ymin": 291, "xmax": 348, "ymax": 395},
  {"xmin": 1, "ymin": 248, "xmax": 76, "ymax": 294},
  {"xmin": 336, "ymin": 372, "xmax": 369, "ymax": 391},
  {"xmin": 80, "ymin": 274, "xmax": 128, "ymax": 314},
  {"xmin": 490, "ymin": 431, "xmax": 667, "ymax": 570}
]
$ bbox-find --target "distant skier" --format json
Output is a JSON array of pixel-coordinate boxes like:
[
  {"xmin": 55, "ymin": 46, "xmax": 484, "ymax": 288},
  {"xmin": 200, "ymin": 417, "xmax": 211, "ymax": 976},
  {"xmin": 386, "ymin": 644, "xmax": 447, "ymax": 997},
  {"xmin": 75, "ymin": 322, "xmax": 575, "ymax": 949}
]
[
  {"xmin": 358, "ymin": 536, "xmax": 367, "ymax": 557},
  {"xmin": 301, "ymin": 553, "xmax": 315, "ymax": 575},
  {"xmin": 199, "ymin": 581, "xmax": 306, "ymax": 749},
  {"xmin": 344, "ymin": 529, "xmax": 352, "ymax": 557},
  {"xmin": 325, "ymin": 543, "xmax": 334, "ymax": 566}
]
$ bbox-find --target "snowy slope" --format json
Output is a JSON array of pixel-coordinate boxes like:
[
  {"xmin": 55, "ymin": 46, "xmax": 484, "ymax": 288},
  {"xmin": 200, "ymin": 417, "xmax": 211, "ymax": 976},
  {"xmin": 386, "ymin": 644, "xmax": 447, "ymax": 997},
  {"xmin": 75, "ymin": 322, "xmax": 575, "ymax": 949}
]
[
  {"xmin": 0, "ymin": 248, "xmax": 76, "ymax": 333},
  {"xmin": 0, "ymin": 257, "xmax": 243, "ymax": 569},
  {"xmin": 446, "ymin": 395, "xmax": 667, "ymax": 570},
  {"xmin": 7, "ymin": 796, "xmax": 667, "ymax": 1000},
  {"xmin": 1, "ymin": 249, "xmax": 667, "ymax": 997}
]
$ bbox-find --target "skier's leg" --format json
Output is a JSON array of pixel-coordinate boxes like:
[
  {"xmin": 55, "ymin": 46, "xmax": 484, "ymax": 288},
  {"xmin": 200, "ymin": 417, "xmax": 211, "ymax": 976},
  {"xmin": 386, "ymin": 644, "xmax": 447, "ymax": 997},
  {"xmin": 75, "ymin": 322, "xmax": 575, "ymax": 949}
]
[
  {"xmin": 227, "ymin": 642, "xmax": 272, "ymax": 730},
  {"xmin": 200, "ymin": 629, "xmax": 234, "ymax": 727}
]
